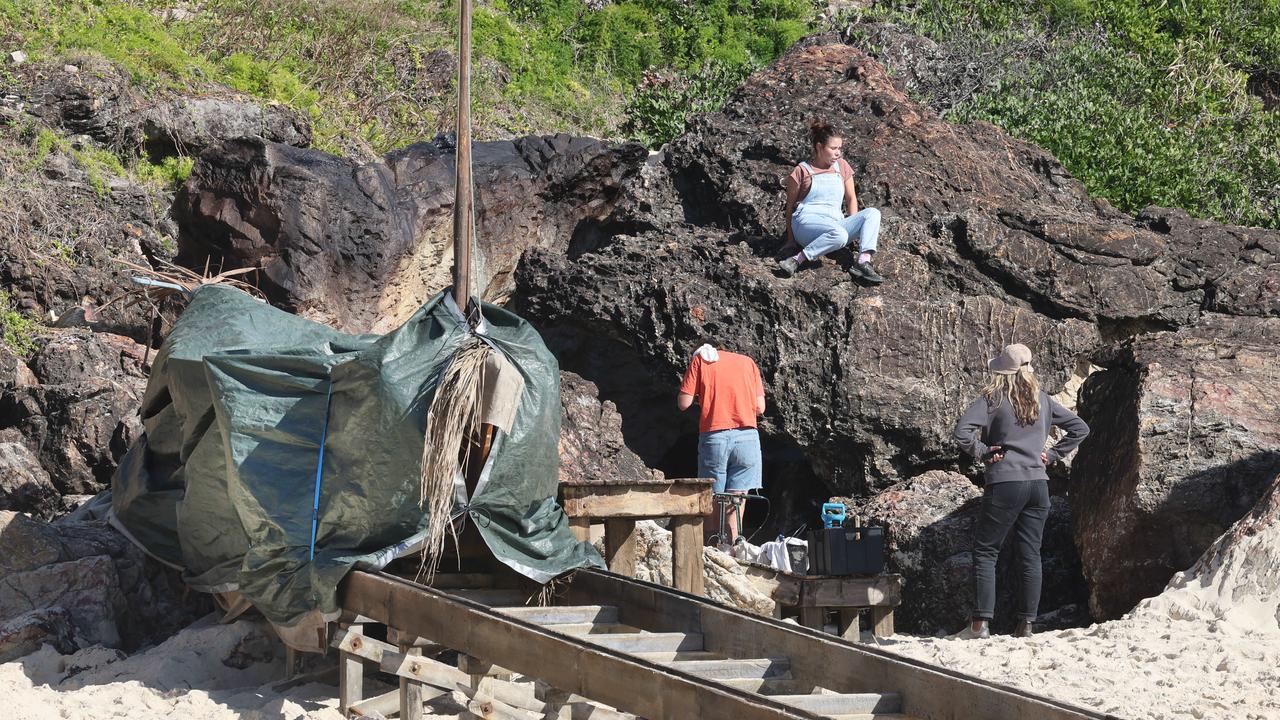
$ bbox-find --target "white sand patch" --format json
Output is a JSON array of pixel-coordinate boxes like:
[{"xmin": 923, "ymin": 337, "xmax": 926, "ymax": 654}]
[
  {"xmin": 876, "ymin": 479, "xmax": 1280, "ymax": 720},
  {"xmin": 0, "ymin": 615, "xmax": 465, "ymax": 720}
]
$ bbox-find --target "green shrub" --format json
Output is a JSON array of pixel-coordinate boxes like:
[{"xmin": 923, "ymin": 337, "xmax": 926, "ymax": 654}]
[
  {"xmin": 624, "ymin": 61, "xmax": 755, "ymax": 147},
  {"xmin": 0, "ymin": 290, "xmax": 42, "ymax": 358},
  {"xmin": 848, "ymin": 0, "xmax": 1280, "ymax": 229},
  {"xmin": 135, "ymin": 155, "xmax": 195, "ymax": 189}
]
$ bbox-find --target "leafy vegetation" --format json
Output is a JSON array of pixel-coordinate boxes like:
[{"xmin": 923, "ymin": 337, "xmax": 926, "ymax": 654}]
[
  {"xmin": 845, "ymin": 0, "xmax": 1280, "ymax": 229},
  {"xmin": 0, "ymin": 289, "xmax": 42, "ymax": 357},
  {"xmin": 0, "ymin": 0, "xmax": 817, "ymax": 152}
]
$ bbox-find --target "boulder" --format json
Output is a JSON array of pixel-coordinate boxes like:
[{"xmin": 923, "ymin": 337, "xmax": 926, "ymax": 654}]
[
  {"xmin": 628, "ymin": 520, "xmax": 776, "ymax": 616},
  {"xmin": 559, "ymin": 371, "xmax": 664, "ymax": 485},
  {"xmin": 0, "ymin": 607, "xmax": 83, "ymax": 662},
  {"xmin": 0, "ymin": 331, "xmax": 148, "ymax": 496},
  {"xmin": 172, "ymin": 134, "xmax": 646, "ymax": 333},
  {"xmin": 1072, "ymin": 315, "xmax": 1280, "ymax": 619},
  {"xmin": 0, "ymin": 510, "xmax": 209, "ymax": 653},
  {"xmin": 0, "ymin": 552, "xmax": 125, "ymax": 648},
  {"xmin": 21, "ymin": 54, "xmax": 311, "ymax": 157},
  {"xmin": 0, "ymin": 440, "xmax": 60, "ymax": 519}
]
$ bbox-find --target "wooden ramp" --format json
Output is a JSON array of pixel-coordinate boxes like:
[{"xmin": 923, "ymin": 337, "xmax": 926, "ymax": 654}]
[{"xmin": 339, "ymin": 569, "xmax": 1117, "ymax": 720}]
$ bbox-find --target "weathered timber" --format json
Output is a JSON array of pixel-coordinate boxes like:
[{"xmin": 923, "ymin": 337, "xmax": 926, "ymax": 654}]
[
  {"xmin": 604, "ymin": 519, "xmax": 638, "ymax": 576},
  {"xmin": 562, "ymin": 481, "xmax": 713, "ymax": 518},
  {"xmin": 338, "ymin": 623, "xmax": 364, "ymax": 713},
  {"xmin": 340, "ymin": 571, "xmax": 833, "ymax": 719},
  {"xmin": 671, "ymin": 516, "xmax": 705, "ymax": 596},
  {"xmin": 562, "ymin": 569, "xmax": 1111, "ymax": 720}
]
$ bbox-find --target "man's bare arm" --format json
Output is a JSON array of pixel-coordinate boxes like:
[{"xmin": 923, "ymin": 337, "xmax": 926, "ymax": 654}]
[
  {"xmin": 756, "ymin": 394, "xmax": 766, "ymax": 415},
  {"xmin": 677, "ymin": 392, "xmax": 695, "ymax": 411}
]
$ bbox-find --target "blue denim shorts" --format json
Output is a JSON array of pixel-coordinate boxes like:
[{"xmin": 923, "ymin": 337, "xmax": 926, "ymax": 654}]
[{"xmin": 697, "ymin": 428, "xmax": 762, "ymax": 493}]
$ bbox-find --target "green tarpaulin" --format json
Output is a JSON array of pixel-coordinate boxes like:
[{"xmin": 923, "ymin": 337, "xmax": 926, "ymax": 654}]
[{"xmin": 111, "ymin": 284, "xmax": 603, "ymax": 625}]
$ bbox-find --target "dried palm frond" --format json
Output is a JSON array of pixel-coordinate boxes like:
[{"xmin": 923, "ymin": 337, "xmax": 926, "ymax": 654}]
[
  {"xmin": 104, "ymin": 257, "xmax": 267, "ymax": 309},
  {"xmin": 417, "ymin": 334, "xmax": 491, "ymax": 580}
]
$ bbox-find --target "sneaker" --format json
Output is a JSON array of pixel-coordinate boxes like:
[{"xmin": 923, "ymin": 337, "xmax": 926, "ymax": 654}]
[
  {"xmin": 849, "ymin": 261, "xmax": 885, "ymax": 284},
  {"xmin": 948, "ymin": 622, "xmax": 990, "ymax": 640},
  {"xmin": 777, "ymin": 257, "xmax": 800, "ymax": 277},
  {"xmin": 1013, "ymin": 619, "xmax": 1034, "ymax": 638}
]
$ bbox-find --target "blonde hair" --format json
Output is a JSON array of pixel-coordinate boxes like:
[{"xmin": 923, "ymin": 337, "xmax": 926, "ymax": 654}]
[{"xmin": 982, "ymin": 368, "xmax": 1041, "ymax": 426}]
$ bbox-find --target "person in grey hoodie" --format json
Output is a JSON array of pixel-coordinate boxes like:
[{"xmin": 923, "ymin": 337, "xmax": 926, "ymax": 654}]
[{"xmin": 950, "ymin": 343, "xmax": 1090, "ymax": 639}]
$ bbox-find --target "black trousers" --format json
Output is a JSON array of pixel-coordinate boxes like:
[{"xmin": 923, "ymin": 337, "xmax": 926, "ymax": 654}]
[{"xmin": 972, "ymin": 479, "xmax": 1050, "ymax": 620}]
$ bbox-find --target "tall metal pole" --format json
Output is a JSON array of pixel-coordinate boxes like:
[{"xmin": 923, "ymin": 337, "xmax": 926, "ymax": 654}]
[{"xmin": 452, "ymin": 0, "xmax": 474, "ymax": 317}]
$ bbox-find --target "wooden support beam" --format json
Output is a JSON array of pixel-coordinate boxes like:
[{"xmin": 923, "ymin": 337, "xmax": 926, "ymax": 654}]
[
  {"xmin": 670, "ymin": 516, "xmax": 704, "ymax": 596},
  {"xmin": 603, "ymin": 519, "xmax": 637, "ymax": 577},
  {"xmin": 871, "ymin": 606, "xmax": 894, "ymax": 638},
  {"xmin": 568, "ymin": 516, "xmax": 592, "ymax": 542},
  {"xmin": 340, "ymin": 571, "xmax": 826, "ymax": 720},
  {"xmin": 562, "ymin": 569, "xmax": 1107, "ymax": 720},
  {"xmin": 400, "ymin": 643, "xmax": 425, "ymax": 720},
  {"xmin": 338, "ymin": 623, "xmax": 364, "ymax": 714},
  {"xmin": 799, "ymin": 575, "xmax": 902, "ymax": 608},
  {"xmin": 561, "ymin": 481, "xmax": 713, "ymax": 519},
  {"xmin": 798, "ymin": 607, "xmax": 825, "ymax": 632},
  {"xmin": 331, "ymin": 627, "xmax": 470, "ymax": 690},
  {"xmin": 838, "ymin": 609, "xmax": 861, "ymax": 641}
]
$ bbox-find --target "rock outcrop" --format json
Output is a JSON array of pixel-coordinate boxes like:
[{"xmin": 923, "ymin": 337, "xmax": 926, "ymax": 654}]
[
  {"xmin": 559, "ymin": 371, "xmax": 664, "ymax": 486},
  {"xmin": 16, "ymin": 56, "xmax": 311, "ymax": 158},
  {"xmin": 172, "ymin": 134, "xmax": 646, "ymax": 333},
  {"xmin": 0, "ymin": 510, "xmax": 207, "ymax": 661},
  {"xmin": 1072, "ymin": 315, "xmax": 1280, "ymax": 619},
  {"xmin": 0, "ymin": 331, "xmax": 148, "ymax": 499}
]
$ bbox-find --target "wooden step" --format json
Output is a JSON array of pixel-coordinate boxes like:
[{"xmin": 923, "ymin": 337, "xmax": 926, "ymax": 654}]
[
  {"xmin": 497, "ymin": 605, "xmax": 620, "ymax": 625},
  {"xmin": 583, "ymin": 632, "xmax": 704, "ymax": 653},
  {"xmin": 665, "ymin": 658, "xmax": 791, "ymax": 680},
  {"xmin": 632, "ymin": 650, "xmax": 724, "ymax": 662},
  {"xmin": 546, "ymin": 622, "xmax": 641, "ymax": 635},
  {"xmin": 768, "ymin": 692, "xmax": 902, "ymax": 715},
  {"xmin": 447, "ymin": 589, "xmax": 532, "ymax": 606}
]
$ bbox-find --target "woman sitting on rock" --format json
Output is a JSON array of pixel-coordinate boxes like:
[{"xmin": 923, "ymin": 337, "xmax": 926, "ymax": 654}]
[
  {"xmin": 777, "ymin": 118, "xmax": 883, "ymax": 283},
  {"xmin": 950, "ymin": 344, "xmax": 1090, "ymax": 639}
]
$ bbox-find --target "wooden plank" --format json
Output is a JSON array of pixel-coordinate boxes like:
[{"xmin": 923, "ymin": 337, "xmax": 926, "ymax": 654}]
[
  {"xmin": 563, "ymin": 483, "xmax": 712, "ymax": 518},
  {"xmin": 584, "ymin": 632, "xmax": 704, "ymax": 653},
  {"xmin": 340, "ymin": 571, "xmax": 822, "ymax": 720},
  {"xmin": 400, "ymin": 643, "xmax": 425, "ymax": 720},
  {"xmin": 800, "ymin": 575, "xmax": 902, "ymax": 609},
  {"xmin": 338, "ymin": 623, "xmax": 364, "ymax": 713},
  {"xmin": 604, "ymin": 519, "xmax": 637, "ymax": 577},
  {"xmin": 871, "ymin": 606, "xmax": 894, "ymax": 638},
  {"xmin": 739, "ymin": 563, "xmax": 803, "ymax": 607},
  {"xmin": 544, "ymin": 622, "xmax": 641, "ymax": 635},
  {"xmin": 670, "ymin": 516, "xmax": 705, "ymax": 596},
  {"xmin": 569, "ymin": 517, "xmax": 592, "ymax": 542},
  {"xmin": 772, "ymin": 693, "xmax": 902, "ymax": 715},
  {"xmin": 331, "ymin": 627, "xmax": 470, "ymax": 690},
  {"xmin": 666, "ymin": 658, "xmax": 790, "ymax": 680},
  {"xmin": 564, "ymin": 569, "xmax": 1109, "ymax": 720},
  {"xmin": 497, "ymin": 605, "xmax": 619, "ymax": 625}
]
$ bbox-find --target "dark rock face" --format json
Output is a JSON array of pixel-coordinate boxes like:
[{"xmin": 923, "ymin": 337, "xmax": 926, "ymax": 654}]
[
  {"xmin": 845, "ymin": 471, "xmax": 1086, "ymax": 634},
  {"xmin": 559, "ymin": 371, "xmax": 664, "ymax": 486},
  {"xmin": 0, "ymin": 331, "xmax": 148, "ymax": 496},
  {"xmin": 173, "ymin": 134, "xmax": 646, "ymax": 333},
  {"xmin": 20, "ymin": 56, "xmax": 311, "ymax": 157},
  {"xmin": 0, "ymin": 440, "xmax": 60, "ymax": 519},
  {"xmin": 511, "ymin": 38, "xmax": 1280, "ymax": 620},
  {"xmin": 1071, "ymin": 315, "xmax": 1280, "ymax": 619}
]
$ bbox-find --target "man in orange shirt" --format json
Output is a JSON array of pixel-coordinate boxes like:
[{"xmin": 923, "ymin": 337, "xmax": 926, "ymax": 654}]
[{"xmin": 677, "ymin": 342, "xmax": 766, "ymax": 545}]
